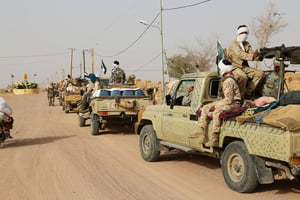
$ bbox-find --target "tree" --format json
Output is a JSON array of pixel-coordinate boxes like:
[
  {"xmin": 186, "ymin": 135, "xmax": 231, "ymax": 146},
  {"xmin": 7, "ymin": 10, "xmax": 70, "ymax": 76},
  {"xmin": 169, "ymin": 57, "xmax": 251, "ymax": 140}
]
[
  {"xmin": 167, "ymin": 55, "xmax": 200, "ymax": 79},
  {"xmin": 166, "ymin": 39, "xmax": 215, "ymax": 79},
  {"xmin": 251, "ymin": 1, "xmax": 287, "ymax": 49}
]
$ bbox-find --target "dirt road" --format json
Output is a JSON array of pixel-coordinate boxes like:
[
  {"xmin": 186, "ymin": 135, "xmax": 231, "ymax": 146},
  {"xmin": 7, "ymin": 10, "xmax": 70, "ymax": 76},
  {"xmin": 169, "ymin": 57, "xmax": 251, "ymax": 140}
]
[{"xmin": 0, "ymin": 93, "xmax": 299, "ymax": 200}]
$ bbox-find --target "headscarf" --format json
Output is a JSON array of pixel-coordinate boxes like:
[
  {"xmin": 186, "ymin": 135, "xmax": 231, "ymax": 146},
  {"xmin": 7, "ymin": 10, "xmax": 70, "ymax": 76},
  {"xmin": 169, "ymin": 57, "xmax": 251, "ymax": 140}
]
[
  {"xmin": 0, "ymin": 97, "xmax": 12, "ymax": 115},
  {"xmin": 218, "ymin": 59, "xmax": 233, "ymax": 76},
  {"xmin": 88, "ymin": 73, "xmax": 97, "ymax": 83},
  {"xmin": 236, "ymin": 25, "xmax": 249, "ymax": 36},
  {"xmin": 236, "ymin": 25, "xmax": 249, "ymax": 50},
  {"xmin": 113, "ymin": 60, "xmax": 120, "ymax": 68}
]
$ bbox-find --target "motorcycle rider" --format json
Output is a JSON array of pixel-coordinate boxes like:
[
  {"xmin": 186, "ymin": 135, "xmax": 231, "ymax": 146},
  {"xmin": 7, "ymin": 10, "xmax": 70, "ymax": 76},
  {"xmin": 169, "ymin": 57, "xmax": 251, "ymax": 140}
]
[{"xmin": 0, "ymin": 97, "xmax": 13, "ymax": 139}]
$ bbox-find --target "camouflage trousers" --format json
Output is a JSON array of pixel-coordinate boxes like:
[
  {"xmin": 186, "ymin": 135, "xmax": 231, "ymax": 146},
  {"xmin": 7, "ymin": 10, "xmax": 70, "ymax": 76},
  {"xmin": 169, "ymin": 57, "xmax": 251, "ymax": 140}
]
[
  {"xmin": 48, "ymin": 95, "xmax": 55, "ymax": 106},
  {"xmin": 199, "ymin": 101, "xmax": 240, "ymax": 133},
  {"xmin": 232, "ymin": 67, "xmax": 264, "ymax": 97}
]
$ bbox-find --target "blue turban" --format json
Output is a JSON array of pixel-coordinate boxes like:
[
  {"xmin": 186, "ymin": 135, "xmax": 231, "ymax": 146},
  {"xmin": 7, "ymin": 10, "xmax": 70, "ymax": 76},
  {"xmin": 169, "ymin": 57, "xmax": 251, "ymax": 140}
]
[{"xmin": 88, "ymin": 73, "xmax": 96, "ymax": 83}]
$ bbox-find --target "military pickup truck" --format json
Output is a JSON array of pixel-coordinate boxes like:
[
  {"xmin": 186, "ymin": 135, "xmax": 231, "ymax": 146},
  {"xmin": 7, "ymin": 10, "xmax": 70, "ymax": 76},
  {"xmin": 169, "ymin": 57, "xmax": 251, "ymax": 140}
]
[
  {"xmin": 135, "ymin": 45, "xmax": 300, "ymax": 193},
  {"xmin": 79, "ymin": 87, "xmax": 153, "ymax": 135},
  {"xmin": 61, "ymin": 91, "xmax": 82, "ymax": 113}
]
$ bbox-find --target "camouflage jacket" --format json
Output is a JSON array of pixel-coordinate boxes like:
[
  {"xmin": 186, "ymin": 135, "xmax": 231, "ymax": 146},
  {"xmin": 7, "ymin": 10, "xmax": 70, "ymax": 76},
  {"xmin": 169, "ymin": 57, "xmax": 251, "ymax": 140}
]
[
  {"xmin": 262, "ymin": 72, "xmax": 279, "ymax": 98},
  {"xmin": 227, "ymin": 40, "xmax": 255, "ymax": 69},
  {"xmin": 182, "ymin": 92, "xmax": 192, "ymax": 106},
  {"xmin": 47, "ymin": 86, "xmax": 56, "ymax": 97},
  {"xmin": 111, "ymin": 67, "xmax": 126, "ymax": 83},
  {"xmin": 215, "ymin": 75, "xmax": 241, "ymax": 107}
]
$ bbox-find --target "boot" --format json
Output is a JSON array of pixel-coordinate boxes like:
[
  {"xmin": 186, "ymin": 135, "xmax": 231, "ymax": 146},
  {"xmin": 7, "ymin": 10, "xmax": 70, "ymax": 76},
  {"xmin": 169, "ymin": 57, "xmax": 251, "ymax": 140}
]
[{"xmin": 205, "ymin": 132, "xmax": 219, "ymax": 147}]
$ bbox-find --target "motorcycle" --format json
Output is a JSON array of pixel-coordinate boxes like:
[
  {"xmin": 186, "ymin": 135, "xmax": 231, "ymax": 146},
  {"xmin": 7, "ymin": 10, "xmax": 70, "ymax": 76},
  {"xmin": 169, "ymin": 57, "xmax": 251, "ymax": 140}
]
[
  {"xmin": 0, "ymin": 112, "xmax": 13, "ymax": 145},
  {"xmin": 0, "ymin": 97, "xmax": 13, "ymax": 146}
]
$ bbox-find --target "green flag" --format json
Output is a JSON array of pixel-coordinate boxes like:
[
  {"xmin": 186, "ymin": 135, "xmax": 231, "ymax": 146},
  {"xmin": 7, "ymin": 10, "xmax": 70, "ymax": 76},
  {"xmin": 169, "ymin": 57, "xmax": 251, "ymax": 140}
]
[{"xmin": 216, "ymin": 40, "xmax": 225, "ymax": 77}]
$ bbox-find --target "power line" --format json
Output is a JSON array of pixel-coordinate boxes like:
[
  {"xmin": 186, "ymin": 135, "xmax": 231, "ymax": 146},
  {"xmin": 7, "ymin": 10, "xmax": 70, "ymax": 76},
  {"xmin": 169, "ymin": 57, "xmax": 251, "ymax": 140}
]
[
  {"xmin": 131, "ymin": 53, "xmax": 161, "ymax": 73},
  {"xmin": 94, "ymin": 12, "xmax": 160, "ymax": 58},
  {"xmin": 163, "ymin": 0, "xmax": 212, "ymax": 11},
  {"xmin": 93, "ymin": 1, "xmax": 212, "ymax": 58}
]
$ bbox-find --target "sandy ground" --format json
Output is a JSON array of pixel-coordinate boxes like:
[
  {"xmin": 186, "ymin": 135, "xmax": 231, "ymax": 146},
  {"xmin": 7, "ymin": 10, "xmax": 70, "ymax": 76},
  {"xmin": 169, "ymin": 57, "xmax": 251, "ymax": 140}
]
[{"xmin": 0, "ymin": 93, "xmax": 299, "ymax": 200}]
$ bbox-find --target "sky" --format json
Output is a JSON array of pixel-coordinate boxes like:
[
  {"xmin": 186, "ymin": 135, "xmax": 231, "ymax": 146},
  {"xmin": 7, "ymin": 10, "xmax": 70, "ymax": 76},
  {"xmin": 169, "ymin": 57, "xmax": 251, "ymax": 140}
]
[{"xmin": 0, "ymin": 0, "xmax": 300, "ymax": 88}]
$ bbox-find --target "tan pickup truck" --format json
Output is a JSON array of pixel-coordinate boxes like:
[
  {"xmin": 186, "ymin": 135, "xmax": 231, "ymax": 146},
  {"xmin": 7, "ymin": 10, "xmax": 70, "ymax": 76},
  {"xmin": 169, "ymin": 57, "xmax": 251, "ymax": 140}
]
[
  {"xmin": 61, "ymin": 91, "xmax": 82, "ymax": 113},
  {"xmin": 135, "ymin": 45, "xmax": 300, "ymax": 193},
  {"xmin": 79, "ymin": 86, "xmax": 152, "ymax": 135}
]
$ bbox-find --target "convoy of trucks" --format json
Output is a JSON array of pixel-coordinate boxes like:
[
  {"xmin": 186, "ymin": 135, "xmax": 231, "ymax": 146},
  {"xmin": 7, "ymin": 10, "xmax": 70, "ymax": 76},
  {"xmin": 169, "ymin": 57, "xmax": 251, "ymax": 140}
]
[{"xmin": 52, "ymin": 45, "xmax": 300, "ymax": 193}]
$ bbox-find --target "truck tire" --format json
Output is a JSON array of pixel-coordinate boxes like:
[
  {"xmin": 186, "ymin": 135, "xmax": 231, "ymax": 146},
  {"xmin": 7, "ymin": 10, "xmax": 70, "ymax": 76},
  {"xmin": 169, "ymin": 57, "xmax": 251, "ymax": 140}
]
[
  {"xmin": 221, "ymin": 141, "xmax": 258, "ymax": 193},
  {"xmin": 295, "ymin": 176, "xmax": 300, "ymax": 183},
  {"xmin": 90, "ymin": 114, "xmax": 100, "ymax": 135},
  {"xmin": 139, "ymin": 125, "xmax": 160, "ymax": 162},
  {"xmin": 64, "ymin": 104, "xmax": 70, "ymax": 113},
  {"xmin": 78, "ymin": 115, "xmax": 86, "ymax": 127}
]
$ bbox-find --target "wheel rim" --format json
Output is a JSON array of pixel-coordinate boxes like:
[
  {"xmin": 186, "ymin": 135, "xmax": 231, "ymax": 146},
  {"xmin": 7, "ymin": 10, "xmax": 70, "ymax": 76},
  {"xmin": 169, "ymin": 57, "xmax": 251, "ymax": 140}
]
[
  {"xmin": 142, "ymin": 134, "xmax": 151, "ymax": 155},
  {"xmin": 227, "ymin": 153, "xmax": 245, "ymax": 182}
]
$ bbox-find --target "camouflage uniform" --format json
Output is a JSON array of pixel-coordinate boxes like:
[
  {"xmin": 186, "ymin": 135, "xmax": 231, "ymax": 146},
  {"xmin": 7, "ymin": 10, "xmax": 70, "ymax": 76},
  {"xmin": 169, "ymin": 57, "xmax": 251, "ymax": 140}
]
[
  {"xmin": 182, "ymin": 92, "xmax": 192, "ymax": 106},
  {"xmin": 0, "ymin": 97, "xmax": 13, "ymax": 139},
  {"xmin": 182, "ymin": 86, "xmax": 194, "ymax": 106},
  {"xmin": 47, "ymin": 84, "xmax": 56, "ymax": 106},
  {"xmin": 227, "ymin": 40, "xmax": 264, "ymax": 97},
  {"xmin": 111, "ymin": 67, "xmax": 126, "ymax": 84},
  {"xmin": 262, "ymin": 71, "xmax": 279, "ymax": 98},
  {"xmin": 199, "ymin": 75, "xmax": 241, "ymax": 133}
]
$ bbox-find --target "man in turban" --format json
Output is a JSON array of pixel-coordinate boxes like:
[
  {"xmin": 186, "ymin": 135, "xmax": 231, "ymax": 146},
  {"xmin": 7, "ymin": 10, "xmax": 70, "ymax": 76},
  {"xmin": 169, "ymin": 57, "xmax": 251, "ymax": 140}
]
[{"xmin": 227, "ymin": 25, "xmax": 264, "ymax": 99}]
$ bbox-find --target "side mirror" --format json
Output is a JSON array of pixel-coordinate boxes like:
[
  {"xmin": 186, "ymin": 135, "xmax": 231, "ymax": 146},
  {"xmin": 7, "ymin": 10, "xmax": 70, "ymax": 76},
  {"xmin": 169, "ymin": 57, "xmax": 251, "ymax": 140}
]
[
  {"xmin": 170, "ymin": 95, "xmax": 176, "ymax": 109},
  {"xmin": 166, "ymin": 95, "xmax": 171, "ymax": 105}
]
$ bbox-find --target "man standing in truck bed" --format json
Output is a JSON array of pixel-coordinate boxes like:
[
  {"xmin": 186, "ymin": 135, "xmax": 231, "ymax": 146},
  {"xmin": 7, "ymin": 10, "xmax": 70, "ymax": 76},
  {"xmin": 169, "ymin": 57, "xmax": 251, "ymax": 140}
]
[
  {"xmin": 111, "ymin": 60, "xmax": 126, "ymax": 84},
  {"xmin": 191, "ymin": 59, "xmax": 241, "ymax": 147}
]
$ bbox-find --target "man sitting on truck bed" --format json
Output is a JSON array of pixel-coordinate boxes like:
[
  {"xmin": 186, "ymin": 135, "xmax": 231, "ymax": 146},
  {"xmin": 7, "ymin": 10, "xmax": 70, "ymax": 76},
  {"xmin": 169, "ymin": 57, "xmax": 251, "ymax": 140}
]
[
  {"xmin": 191, "ymin": 59, "xmax": 242, "ymax": 147},
  {"xmin": 227, "ymin": 25, "xmax": 264, "ymax": 99}
]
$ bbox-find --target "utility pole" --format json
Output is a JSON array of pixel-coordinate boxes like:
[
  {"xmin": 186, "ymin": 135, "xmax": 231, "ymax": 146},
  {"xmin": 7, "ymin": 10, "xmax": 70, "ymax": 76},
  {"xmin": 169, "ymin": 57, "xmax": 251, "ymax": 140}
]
[
  {"xmin": 83, "ymin": 49, "xmax": 86, "ymax": 76},
  {"xmin": 160, "ymin": 0, "xmax": 165, "ymax": 102},
  {"xmin": 62, "ymin": 68, "xmax": 65, "ymax": 80},
  {"xmin": 69, "ymin": 48, "xmax": 74, "ymax": 77},
  {"xmin": 91, "ymin": 48, "xmax": 95, "ymax": 73}
]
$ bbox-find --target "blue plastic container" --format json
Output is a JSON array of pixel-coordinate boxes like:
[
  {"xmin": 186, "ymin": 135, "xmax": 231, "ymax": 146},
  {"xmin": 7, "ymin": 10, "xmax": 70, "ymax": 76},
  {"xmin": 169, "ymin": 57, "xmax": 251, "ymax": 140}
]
[
  {"xmin": 122, "ymin": 89, "xmax": 134, "ymax": 96},
  {"xmin": 100, "ymin": 89, "xmax": 110, "ymax": 96},
  {"xmin": 135, "ymin": 89, "xmax": 145, "ymax": 96},
  {"xmin": 110, "ymin": 89, "xmax": 121, "ymax": 96}
]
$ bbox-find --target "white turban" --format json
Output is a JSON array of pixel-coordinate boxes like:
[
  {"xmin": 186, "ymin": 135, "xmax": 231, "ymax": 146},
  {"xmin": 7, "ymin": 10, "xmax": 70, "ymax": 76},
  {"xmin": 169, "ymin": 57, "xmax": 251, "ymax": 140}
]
[
  {"xmin": 0, "ymin": 97, "xmax": 12, "ymax": 115},
  {"xmin": 236, "ymin": 25, "xmax": 249, "ymax": 35},
  {"xmin": 218, "ymin": 60, "xmax": 233, "ymax": 76},
  {"xmin": 236, "ymin": 25, "xmax": 249, "ymax": 46}
]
